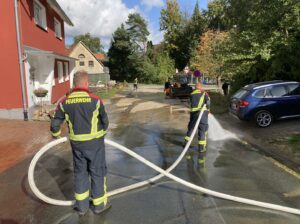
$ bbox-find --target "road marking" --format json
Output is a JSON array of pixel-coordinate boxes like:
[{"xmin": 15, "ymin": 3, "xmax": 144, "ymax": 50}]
[
  {"xmin": 266, "ymin": 157, "xmax": 300, "ymax": 180},
  {"xmin": 238, "ymin": 138, "xmax": 300, "ymax": 179}
]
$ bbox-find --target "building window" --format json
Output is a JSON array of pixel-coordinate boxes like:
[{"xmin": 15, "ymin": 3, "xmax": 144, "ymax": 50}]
[
  {"xmin": 89, "ymin": 61, "xmax": 94, "ymax": 67},
  {"xmin": 64, "ymin": 62, "xmax": 69, "ymax": 80},
  {"xmin": 78, "ymin": 54, "xmax": 85, "ymax": 66},
  {"xmin": 57, "ymin": 61, "xmax": 64, "ymax": 83},
  {"xmin": 33, "ymin": 0, "xmax": 47, "ymax": 30},
  {"xmin": 54, "ymin": 18, "xmax": 62, "ymax": 39}
]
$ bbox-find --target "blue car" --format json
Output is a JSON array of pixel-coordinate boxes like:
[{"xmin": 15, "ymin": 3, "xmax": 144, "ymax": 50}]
[{"xmin": 230, "ymin": 81, "xmax": 300, "ymax": 127}]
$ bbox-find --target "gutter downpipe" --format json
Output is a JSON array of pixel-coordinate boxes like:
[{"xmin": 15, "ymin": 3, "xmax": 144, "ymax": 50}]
[{"xmin": 14, "ymin": 0, "xmax": 28, "ymax": 121}]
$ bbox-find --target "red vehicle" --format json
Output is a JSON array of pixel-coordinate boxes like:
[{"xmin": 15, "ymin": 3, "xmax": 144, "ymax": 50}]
[{"xmin": 166, "ymin": 74, "xmax": 193, "ymax": 98}]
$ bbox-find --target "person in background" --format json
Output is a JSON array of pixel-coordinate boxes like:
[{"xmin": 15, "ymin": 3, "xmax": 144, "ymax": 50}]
[
  {"xmin": 134, "ymin": 78, "xmax": 138, "ymax": 91},
  {"xmin": 222, "ymin": 82, "xmax": 229, "ymax": 96},
  {"xmin": 164, "ymin": 78, "xmax": 171, "ymax": 96}
]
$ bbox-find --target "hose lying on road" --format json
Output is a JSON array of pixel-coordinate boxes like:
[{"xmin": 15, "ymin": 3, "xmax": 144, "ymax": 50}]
[
  {"xmin": 28, "ymin": 105, "xmax": 206, "ymax": 206},
  {"xmin": 28, "ymin": 107, "xmax": 300, "ymax": 215},
  {"xmin": 108, "ymin": 105, "xmax": 206, "ymax": 197}
]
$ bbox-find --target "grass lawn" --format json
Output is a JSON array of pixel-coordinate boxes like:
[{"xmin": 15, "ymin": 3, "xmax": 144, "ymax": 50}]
[
  {"xmin": 95, "ymin": 87, "xmax": 122, "ymax": 99},
  {"xmin": 208, "ymin": 91, "xmax": 230, "ymax": 114},
  {"xmin": 288, "ymin": 134, "xmax": 300, "ymax": 152}
]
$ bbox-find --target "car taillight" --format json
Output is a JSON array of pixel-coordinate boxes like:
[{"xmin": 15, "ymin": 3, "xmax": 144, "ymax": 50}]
[{"xmin": 239, "ymin": 100, "xmax": 249, "ymax": 107}]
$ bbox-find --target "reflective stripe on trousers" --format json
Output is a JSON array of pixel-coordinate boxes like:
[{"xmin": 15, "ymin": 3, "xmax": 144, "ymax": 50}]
[
  {"xmin": 75, "ymin": 190, "xmax": 89, "ymax": 201},
  {"xmin": 92, "ymin": 177, "xmax": 108, "ymax": 206}
]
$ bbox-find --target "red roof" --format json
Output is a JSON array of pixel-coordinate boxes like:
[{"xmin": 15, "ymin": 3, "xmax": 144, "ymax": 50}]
[
  {"xmin": 65, "ymin": 44, "xmax": 76, "ymax": 55},
  {"xmin": 65, "ymin": 48, "xmax": 72, "ymax": 55},
  {"xmin": 94, "ymin": 53, "xmax": 106, "ymax": 60}
]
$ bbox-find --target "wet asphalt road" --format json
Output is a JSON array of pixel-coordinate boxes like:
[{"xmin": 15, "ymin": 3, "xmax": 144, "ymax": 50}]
[{"xmin": 0, "ymin": 87, "xmax": 300, "ymax": 224}]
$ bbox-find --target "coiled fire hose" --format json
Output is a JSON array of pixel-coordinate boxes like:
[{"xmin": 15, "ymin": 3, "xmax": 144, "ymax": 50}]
[{"xmin": 27, "ymin": 105, "xmax": 300, "ymax": 215}]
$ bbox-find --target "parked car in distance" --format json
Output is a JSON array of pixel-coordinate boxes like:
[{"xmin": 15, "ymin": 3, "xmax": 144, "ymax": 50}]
[
  {"xmin": 89, "ymin": 81, "xmax": 105, "ymax": 88},
  {"xmin": 95, "ymin": 81, "xmax": 104, "ymax": 88},
  {"xmin": 230, "ymin": 81, "xmax": 300, "ymax": 127}
]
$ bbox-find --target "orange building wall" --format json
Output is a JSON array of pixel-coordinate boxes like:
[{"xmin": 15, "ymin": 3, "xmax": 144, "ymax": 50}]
[
  {"xmin": 0, "ymin": 0, "xmax": 24, "ymax": 109},
  {"xmin": 20, "ymin": 0, "xmax": 66, "ymax": 55}
]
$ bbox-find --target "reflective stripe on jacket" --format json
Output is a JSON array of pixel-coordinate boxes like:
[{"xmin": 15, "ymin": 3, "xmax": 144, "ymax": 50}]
[
  {"xmin": 190, "ymin": 89, "xmax": 210, "ymax": 112},
  {"xmin": 50, "ymin": 88, "xmax": 109, "ymax": 141}
]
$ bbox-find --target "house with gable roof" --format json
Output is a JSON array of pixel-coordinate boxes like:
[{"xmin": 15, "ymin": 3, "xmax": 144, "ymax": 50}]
[{"xmin": 69, "ymin": 41, "xmax": 110, "ymax": 85}]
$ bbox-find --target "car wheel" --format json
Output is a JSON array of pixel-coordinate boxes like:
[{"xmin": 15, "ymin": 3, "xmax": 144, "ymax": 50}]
[{"xmin": 255, "ymin": 110, "xmax": 273, "ymax": 127}]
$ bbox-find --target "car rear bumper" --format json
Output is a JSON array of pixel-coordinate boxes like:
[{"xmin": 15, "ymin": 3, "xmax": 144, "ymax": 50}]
[{"xmin": 229, "ymin": 108, "xmax": 252, "ymax": 121}]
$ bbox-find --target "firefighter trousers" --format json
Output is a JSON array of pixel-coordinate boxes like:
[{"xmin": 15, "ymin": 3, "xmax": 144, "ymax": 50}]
[
  {"xmin": 185, "ymin": 111, "xmax": 209, "ymax": 152},
  {"xmin": 71, "ymin": 137, "xmax": 107, "ymax": 212}
]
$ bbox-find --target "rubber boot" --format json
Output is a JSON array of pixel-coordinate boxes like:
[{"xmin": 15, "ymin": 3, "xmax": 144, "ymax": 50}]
[
  {"xmin": 93, "ymin": 200, "xmax": 112, "ymax": 215},
  {"xmin": 73, "ymin": 207, "xmax": 88, "ymax": 217},
  {"xmin": 198, "ymin": 144, "xmax": 206, "ymax": 153},
  {"xmin": 197, "ymin": 151, "xmax": 206, "ymax": 168}
]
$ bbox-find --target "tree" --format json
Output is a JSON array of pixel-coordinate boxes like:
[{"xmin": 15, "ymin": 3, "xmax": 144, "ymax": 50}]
[
  {"xmin": 160, "ymin": 0, "xmax": 182, "ymax": 47},
  {"xmin": 160, "ymin": 0, "xmax": 183, "ymax": 69},
  {"xmin": 184, "ymin": 0, "xmax": 206, "ymax": 67},
  {"xmin": 108, "ymin": 24, "xmax": 133, "ymax": 81},
  {"xmin": 190, "ymin": 30, "xmax": 229, "ymax": 84},
  {"xmin": 160, "ymin": 0, "xmax": 207, "ymax": 70},
  {"xmin": 126, "ymin": 13, "xmax": 150, "ymax": 52},
  {"xmin": 193, "ymin": 0, "xmax": 300, "ymax": 92},
  {"xmin": 108, "ymin": 12, "xmax": 177, "ymax": 83},
  {"xmin": 73, "ymin": 33, "xmax": 104, "ymax": 53},
  {"xmin": 220, "ymin": 0, "xmax": 300, "ymax": 91},
  {"xmin": 203, "ymin": 0, "xmax": 229, "ymax": 31},
  {"xmin": 156, "ymin": 52, "xmax": 176, "ymax": 83}
]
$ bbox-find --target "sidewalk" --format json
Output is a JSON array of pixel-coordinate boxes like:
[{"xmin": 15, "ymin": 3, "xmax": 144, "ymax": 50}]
[{"xmin": 0, "ymin": 119, "xmax": 52, "ymax": 173}]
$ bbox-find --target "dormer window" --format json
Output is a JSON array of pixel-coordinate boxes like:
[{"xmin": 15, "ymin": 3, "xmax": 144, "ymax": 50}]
[
  {"xmin": 79, "ymin": 54, "xmax": 85, "ymax": 66},
  {"xmin": 54, "ymin": 18, "xmax": 62, "ymax": 39},
  {"xmin": 33, "ymin": 0, "xmax": 47, "ymax": 30}
]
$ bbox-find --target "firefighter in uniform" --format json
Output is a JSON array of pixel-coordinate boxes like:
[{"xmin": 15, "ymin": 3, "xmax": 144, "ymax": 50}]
[
  {"xmin": 50, "ymin": 71, "xmax": 110, "ymax": 216},
  {"xmin": 183, "ymin": 83, "xmax": 210, "ymax": 165}
]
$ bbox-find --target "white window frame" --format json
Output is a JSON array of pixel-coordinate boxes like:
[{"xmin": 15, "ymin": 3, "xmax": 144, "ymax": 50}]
[
  {"xmin": 33, "ymin": 0, "xmax": 47, "ymax": 30},
  {"xmin": 64, "ymin": 62, "xmax": 69, "ymax": 81},
  {"xmin": 78, "ymin": 54, "xmax": 85, "ymax": 66},
  {"xmin": 54, "ymin": 17, "xmax": 62, "ymax": 39},
  {"xmin": 88, "ymin": 61, "xmax": 94, "ymax": 67},
  {"xmin": 57, "ymin": 61, "xmax": 64, "ymax": 83}
]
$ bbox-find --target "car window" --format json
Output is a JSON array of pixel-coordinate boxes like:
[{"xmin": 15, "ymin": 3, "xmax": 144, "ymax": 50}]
[
  {"xmin": 265, "ymin": 89, "xmax": 272, "ymax": 98},
  {"xmin": 254, "ymin": 89, "xmax": 265, "ymax": 98},
  {"xmin": 270, "ymin": 85, "xmax": 288, "ymax": 97},
  {"xmin": 288, "ymin": 84, "xmax": 300, "ymax": 96},
  {"xmin": 233, "ymin": 89, "xmax": 249, "ymax": 99}
]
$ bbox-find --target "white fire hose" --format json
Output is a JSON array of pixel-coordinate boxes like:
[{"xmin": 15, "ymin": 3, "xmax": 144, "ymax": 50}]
[{"xmin": 27, "ymin": 106, "xmax": 300, "ymax": 215}]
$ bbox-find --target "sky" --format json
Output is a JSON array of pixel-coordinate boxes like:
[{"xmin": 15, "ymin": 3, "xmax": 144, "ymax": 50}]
[{"xmin": 57, "ymin": 0, "xmax": 208, "ymax": 51}]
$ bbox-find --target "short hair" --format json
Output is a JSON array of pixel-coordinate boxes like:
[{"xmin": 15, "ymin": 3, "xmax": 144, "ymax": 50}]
[
  {"xmin": 195, "ymin": 82, "xmax": 202, "ymax": 89},
  {"xmin": 73, "ymin": 70, "xmax": 89, "ymax": 86}
]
